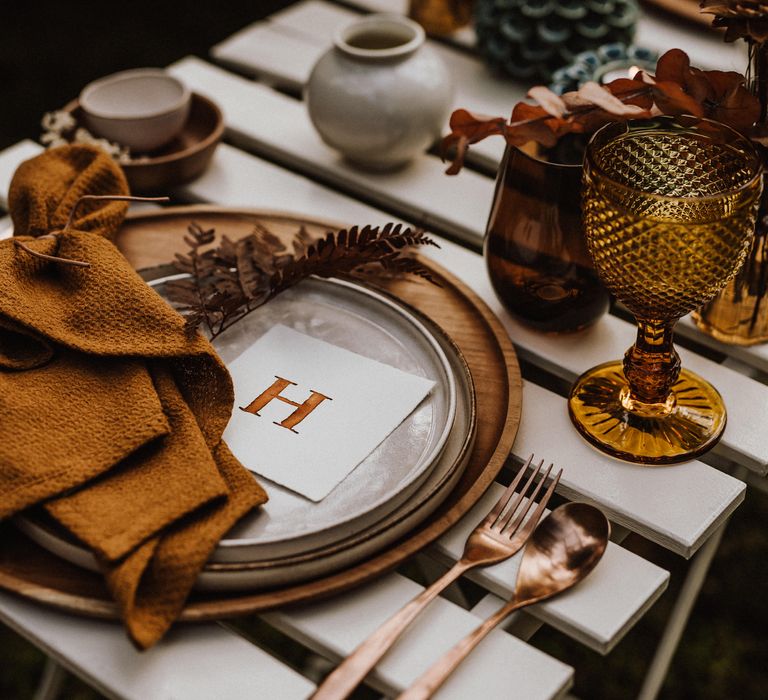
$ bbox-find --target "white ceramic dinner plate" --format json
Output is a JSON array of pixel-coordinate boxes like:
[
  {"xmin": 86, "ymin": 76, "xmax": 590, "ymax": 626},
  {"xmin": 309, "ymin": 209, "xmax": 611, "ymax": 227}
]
[{"xmin": 18, "ymin": 276, "xmax": 476, "ymax": 588}]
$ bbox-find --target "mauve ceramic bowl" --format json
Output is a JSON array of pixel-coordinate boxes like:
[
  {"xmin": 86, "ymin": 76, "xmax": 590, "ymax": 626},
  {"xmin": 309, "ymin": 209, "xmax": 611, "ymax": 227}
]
[{"xmin": 79, "ymin": 69, "xmax": 191, "ymax": 153}]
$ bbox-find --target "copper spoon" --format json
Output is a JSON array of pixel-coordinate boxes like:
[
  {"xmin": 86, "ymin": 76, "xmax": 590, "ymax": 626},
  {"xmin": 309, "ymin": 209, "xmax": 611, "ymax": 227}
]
[{"xmin": 397, "ymin": 502, "xmax": 610, "ymax": 700}]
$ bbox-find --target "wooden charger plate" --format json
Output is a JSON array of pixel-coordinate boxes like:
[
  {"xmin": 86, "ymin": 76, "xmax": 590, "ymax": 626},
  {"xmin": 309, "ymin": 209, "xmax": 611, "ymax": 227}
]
[{"xmin": 0, "ymin": 206, "xmax": 522, "ymax": 621}]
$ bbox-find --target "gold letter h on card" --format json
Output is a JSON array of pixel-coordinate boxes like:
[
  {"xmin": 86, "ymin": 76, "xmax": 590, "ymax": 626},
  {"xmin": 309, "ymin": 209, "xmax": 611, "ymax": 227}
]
[{"xmin": 240, "ymin": 376, "xmax": 332, "ymax": 433}]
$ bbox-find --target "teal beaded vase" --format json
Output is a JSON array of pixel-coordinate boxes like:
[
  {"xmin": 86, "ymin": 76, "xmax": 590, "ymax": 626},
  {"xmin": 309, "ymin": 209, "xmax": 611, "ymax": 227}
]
[{"xmin": 474, "ymin": 0, "xmax": 640, "ymax": 82}]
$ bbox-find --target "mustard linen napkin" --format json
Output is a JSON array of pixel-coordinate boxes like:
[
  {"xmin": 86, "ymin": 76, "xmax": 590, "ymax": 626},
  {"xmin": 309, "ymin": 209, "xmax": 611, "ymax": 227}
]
[{"xmin": 0, "ymin": 145, "xmax": 267, "ymax": 648}]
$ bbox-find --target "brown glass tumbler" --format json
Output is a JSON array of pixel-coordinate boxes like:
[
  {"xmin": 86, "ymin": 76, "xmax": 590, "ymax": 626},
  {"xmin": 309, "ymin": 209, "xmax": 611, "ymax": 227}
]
[{"xmin": 484, "ymin": 145, "xmax": 609, "ymax": 332}]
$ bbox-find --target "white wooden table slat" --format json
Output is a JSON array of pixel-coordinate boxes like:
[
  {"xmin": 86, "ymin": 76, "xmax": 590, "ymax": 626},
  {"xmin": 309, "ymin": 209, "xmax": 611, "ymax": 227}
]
[
  {"xmin": 346, "ymin": 0, "xmax": 748, "ymax": 72},
  {"xmin": 212, "ymin": 0, "xmax": 517, "ymax": 166},
  {"xmin": 167, "ymin": 56, "xmax": 768, "ymax": 475},
  {"xmin": 470, "ymin": 593, "xmax": 548, "ymax": 644},
  {"xmin": 271, "ymin": 0, "xmax": 359, "ymax": 38},
  {"xmin": 0, "ymin": 591, "xmax": 316, "ymax": 700},
  {"xmin": 515, "ymin": 381, "xmax": 745, "ymax": 556},
  {"xmin": 264, "ymin": 571, "xmax": 573, "ymax": 700},
  {"xmin": 677, "ymin": 314, "xmax": 768, "ymax": 374},
  {"xmin": 212, "ymin": 20, "xmax": 319, "ymax": 89},
  {"xmin": 274, "ymin": 0, "xmax": 475, "ymax": 81},
  {"xmin": 169, "ymin": 138, "xmax": 746, "ymax": 558},
  {"xmin": 177, "ymin": 142, "xmax": 397, "ymax": 227}
]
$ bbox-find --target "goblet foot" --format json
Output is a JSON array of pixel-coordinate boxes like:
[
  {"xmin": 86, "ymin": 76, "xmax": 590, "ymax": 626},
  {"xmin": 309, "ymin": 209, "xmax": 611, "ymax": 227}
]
[{"xmin": 568, "ymin": 361, "xmax": 726, "ymax": 464}]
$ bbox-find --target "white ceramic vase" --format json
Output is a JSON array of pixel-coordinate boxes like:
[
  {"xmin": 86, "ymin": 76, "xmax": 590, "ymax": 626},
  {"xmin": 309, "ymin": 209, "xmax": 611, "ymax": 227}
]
[{"xmin": 305, "ymin": 14, "xmax": 453, "ymax": 170}]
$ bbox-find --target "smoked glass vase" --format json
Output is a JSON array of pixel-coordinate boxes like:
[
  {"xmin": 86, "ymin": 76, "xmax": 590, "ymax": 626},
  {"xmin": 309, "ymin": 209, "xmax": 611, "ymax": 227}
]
[
  {"xmin": 690, "ymin": 40, "xmax": 768, "ymax": 346},
  {"xmin": 484, "ymin": 144, "xmax": 610, "ymax": 333}
]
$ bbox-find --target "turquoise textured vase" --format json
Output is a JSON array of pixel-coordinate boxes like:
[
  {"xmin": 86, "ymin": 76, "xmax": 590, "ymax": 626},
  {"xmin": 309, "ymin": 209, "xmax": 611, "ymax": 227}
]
[{"xmin": 474, "ymin": 0, "xmax": 639, "ymax": 82}]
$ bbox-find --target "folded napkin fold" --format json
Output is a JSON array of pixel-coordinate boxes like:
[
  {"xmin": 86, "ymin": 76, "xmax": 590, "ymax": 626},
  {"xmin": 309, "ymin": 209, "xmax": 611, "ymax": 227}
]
[{"xmin": 0, "ymin": 145, "xmax": 267, "ymax": 648}]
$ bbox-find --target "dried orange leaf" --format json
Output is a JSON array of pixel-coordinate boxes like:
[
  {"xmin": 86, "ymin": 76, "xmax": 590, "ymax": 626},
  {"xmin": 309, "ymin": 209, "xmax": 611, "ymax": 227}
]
[
  {"xmin": 440, "ymin": 109, "xmax": 509, "ymax": 173},
  {"xmin": 438, "ymin": 48, "xmax": 759, "ymax": 175},
  {"xmin": 655, "ymin": 49, "xmax": 711, "ymax": 103},
  {"xmin": 651, "ymin": 80, "xmax": 705, "ymax": 117},
  {"xmin": 576, "ymin": 81, "xmax": 650, "ymax": 116},
  {"xmin": 605, "ymin": 78, "xmax": 655, "ymax": 109},
  {"xmin": 702, "ymin": 70, "xmax": 760, "ymax": 131},
  {"xmin": 528, "ymin": 86, "xmax": 567, "ymax": 118}
]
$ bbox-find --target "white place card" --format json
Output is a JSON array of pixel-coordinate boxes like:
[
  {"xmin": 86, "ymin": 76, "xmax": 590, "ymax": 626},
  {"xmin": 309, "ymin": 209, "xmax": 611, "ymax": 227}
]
[{"xmin": 224, "ymin": 325, "xmax": 435, "ymax": 501}]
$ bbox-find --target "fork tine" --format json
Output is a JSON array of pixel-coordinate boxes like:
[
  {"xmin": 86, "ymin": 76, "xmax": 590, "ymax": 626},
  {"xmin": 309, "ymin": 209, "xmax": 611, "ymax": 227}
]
[
  {"xmin": 508, "ymin": 468, "xmax": 563, "ymax": 541},
  {"xmin": 482, "ymin": 454, "xmax": 533, "ymax": 525},
  {"xmin": 491, "ymin": 455, "xmax": 544, "ymax": 530},
  {"xmin": 501, "ymin": 462, "xmax": 553, "ymax": 534},
  {"xmin": 492, "ymin": 458, "xmax": 544, "ymax": 530}
]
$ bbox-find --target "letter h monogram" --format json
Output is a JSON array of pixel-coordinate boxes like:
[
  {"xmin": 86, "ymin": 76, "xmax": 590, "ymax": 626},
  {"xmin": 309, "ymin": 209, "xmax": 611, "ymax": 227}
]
[{"xmin": 240, "ymin": 376, "xmax": 332, "ymax": 433}]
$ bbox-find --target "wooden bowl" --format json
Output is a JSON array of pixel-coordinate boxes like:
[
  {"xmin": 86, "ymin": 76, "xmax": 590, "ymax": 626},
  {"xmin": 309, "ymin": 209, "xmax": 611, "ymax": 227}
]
[{"xmin": 66, "ymin": 92, "xmax": 224, "ymax": 194}]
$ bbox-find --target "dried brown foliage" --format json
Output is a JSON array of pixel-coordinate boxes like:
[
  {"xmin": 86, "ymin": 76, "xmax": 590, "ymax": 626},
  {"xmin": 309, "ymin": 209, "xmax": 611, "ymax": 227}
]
[
  {"xmin": 166, "ymin": 221, "xmax": 440, "ymax": 340},
  {"xmin": 442, "ymin": 49, "xmax": 759, "ymax": 174},
  {"xmin": 701, "ymin": 1, "xmax": 768, "ymax": 42}
]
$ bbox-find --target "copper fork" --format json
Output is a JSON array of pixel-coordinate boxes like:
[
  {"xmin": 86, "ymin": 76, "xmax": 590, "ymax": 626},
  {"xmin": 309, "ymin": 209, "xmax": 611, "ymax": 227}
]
[{"xmin": 311, "ymin": 455, "xmax": 563, "ymax": 700}]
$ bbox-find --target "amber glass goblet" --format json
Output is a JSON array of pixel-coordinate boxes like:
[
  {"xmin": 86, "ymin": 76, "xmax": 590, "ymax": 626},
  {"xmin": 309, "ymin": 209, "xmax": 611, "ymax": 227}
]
[{"xmin": 569, "ymin": 117, "xmax": 762, "ymax": 464}]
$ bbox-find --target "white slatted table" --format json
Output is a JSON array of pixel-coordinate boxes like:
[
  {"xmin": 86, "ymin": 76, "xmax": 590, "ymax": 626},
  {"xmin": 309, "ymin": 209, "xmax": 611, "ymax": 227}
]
[{"xmin": 0, "ymin": 3, "xmax": 763, "ymax": 699}]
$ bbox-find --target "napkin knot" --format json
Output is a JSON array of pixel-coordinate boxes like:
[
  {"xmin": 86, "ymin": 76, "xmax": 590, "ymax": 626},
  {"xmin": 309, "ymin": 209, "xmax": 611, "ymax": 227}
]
[{"xmin": 9, "ymin": 144, "xmax": 129, "ymax": 240}]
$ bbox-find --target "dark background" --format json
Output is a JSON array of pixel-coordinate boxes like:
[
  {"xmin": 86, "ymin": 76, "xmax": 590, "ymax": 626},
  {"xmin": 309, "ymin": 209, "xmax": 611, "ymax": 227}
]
[
  {"xmin": 1, "ymin": 2, "xmax": 766, "ymax": 698},
  {"xmin": 0, "ymin": 0, "xmax": 292, "ymax": 151}
]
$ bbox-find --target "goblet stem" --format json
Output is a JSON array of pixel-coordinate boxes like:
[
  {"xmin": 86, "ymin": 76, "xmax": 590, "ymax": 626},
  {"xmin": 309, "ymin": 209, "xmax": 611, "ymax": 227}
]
[{"xmin": 622, "ymin": 318, "xmax": 680, "ymax": 407}]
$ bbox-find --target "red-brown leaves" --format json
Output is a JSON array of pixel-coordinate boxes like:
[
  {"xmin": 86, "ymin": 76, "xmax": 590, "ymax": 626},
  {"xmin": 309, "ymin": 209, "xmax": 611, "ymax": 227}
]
[
  {"xmin": 442, "ymin": 49, "xmax": 761, "ymax": 174},
  {"xmin": 167, "ymin": 222, "xmax": 440, "ymax": 339},
  {"xmin": 704, "ymin": 70, "xmax": 761, "ymax": 129},
  {"xmin": 701, "ymin": 1, "xmax": 768, "ymax": 43},
  {"xmin": 442, "ymin": 110, "xmax": 508, "ymax": 174},
  {"xmin": 649, "ymin": 49, "xmax": 758, "ymax": 128}
]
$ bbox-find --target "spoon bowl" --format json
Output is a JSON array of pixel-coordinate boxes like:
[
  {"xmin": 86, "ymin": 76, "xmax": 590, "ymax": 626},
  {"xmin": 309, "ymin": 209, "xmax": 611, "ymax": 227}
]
[{"xmin": 516, "ymin": 501, "xmax": 610, "ymax": 603}]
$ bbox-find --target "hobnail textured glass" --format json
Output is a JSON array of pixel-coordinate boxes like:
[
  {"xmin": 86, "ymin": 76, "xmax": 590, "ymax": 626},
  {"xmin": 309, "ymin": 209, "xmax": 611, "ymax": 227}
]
[{"xmin": 568, "ymin": 117, "xmax": 762, "ymax": 464}]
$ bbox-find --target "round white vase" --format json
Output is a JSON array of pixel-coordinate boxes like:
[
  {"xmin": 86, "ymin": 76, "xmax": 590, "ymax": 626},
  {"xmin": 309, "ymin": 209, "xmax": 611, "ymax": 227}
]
[{"xmin": 305, "ymin": 14, "xmax": 453, "ymax": 170}]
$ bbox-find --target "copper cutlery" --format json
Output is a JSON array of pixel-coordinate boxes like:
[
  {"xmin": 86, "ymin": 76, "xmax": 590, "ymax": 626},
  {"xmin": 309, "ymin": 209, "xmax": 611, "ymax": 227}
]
[{"xmin": 311, "ymin": 455, "xmax": 561, "ymax": 700}]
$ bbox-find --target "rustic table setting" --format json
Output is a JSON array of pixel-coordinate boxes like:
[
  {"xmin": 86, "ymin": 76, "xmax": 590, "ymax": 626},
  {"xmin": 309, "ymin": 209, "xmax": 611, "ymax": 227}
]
[{"xmin": 0, "ymin": 1, "xmax": 766, "ymax": 699}]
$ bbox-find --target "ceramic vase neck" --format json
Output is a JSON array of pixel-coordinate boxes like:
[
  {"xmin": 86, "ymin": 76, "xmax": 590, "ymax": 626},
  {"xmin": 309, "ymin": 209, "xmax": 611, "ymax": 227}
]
[{"xmin": 334, "ymin": 14, "xmax": 425, "ymax": 62}]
